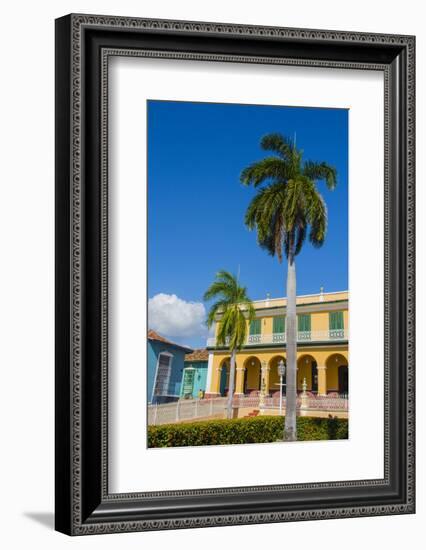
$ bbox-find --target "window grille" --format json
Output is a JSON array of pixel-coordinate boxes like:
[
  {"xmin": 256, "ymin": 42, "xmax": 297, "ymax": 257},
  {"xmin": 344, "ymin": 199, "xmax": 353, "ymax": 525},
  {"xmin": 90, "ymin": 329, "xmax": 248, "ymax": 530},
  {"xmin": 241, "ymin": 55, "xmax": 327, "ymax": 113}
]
[{"xmin": 154, "ymin": 353, "xmax": 172, "ymax": 396}]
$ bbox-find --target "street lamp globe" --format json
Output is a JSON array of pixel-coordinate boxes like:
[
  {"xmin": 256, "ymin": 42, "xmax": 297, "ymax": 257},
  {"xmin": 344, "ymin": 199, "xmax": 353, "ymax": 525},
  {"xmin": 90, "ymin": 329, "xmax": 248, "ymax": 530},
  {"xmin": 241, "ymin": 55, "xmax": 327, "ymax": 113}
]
[{"xmin": 278, "ymin": 359, "xmax": 286, "ymax": 377}]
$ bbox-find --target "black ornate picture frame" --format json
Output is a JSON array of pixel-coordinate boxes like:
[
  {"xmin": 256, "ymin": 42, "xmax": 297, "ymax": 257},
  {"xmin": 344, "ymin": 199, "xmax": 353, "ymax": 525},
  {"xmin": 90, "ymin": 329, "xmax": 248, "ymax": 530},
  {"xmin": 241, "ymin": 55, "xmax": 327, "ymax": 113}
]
[{"xmin": 55, "ymin": 13, "xmax": 415, "ymax": 535}]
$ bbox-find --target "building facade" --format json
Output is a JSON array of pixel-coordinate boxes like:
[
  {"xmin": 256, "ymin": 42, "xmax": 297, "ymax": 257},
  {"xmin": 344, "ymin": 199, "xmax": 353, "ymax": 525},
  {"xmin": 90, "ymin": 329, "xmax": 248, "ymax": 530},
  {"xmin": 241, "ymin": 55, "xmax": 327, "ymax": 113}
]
[
  {"xmin": 148, "ymin": 330, "xmax": 193, "ymax": 405},
  {"xmin": 205, "ymin": 290, "xmax": 348, "ymax": 398},
  {"xmin": 180, "ymin": 349, "xmax": 209, "ymax": 399}
]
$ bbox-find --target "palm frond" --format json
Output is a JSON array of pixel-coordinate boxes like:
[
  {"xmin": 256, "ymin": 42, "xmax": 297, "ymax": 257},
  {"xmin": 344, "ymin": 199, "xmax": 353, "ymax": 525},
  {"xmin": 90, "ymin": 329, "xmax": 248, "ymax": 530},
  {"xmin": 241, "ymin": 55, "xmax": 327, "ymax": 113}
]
[
  {"xmin": 307, "ymin": 190, "xmax": 327, "ymax": 247},
  {"xmin": 238, "ymin": 299, "xmax": 256, "ymax": 324},
  {"xmin": 203, "ymin": 270, "xmax": 237, "ymax": 302},
  {"xmin": 282, "ymin": 178, "xmax": 305, "ymax": 230},
  {"xmin": 244, "ymin": 182, "xmax": 288, "ymax": 260},
  {"xmin": 215, "ymin": 270, "xmax": 238, "ymax": 286},
  {"xmin": 206, "ymin": 299, "xmax": 230, "ymax": 327},
  {"xmin": 240, "ymin": 157, "xmax": 291, "ymax": 187},
  {"xmin": 283, "ymin": 227, "xmax": 295, "ymax": 259},
  {"xmin": 204, "ymin": 271, "xmax": 255, "ymax": 351},
  {"xmin": 203, "ymin": 281, "xmax": 232, "ymax": 302},
  {"xmin": 303, "ymin": 160, "xmax": 337, "ymax": 190},
  {"xmin": 294, "ymin": 220, "xmax": 307, "ymax": 256},
  {"xmin": 241, "ymin": 134, "xmax": 337, "ymax": 260},
  {"xmin": 260, "ymin": 133, "xmax": 294, "ymax": 160}
]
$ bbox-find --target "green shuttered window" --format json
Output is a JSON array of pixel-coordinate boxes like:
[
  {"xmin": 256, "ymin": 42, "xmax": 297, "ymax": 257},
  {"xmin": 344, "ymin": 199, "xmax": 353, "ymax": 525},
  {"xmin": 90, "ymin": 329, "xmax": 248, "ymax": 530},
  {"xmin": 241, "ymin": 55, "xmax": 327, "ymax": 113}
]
[
  {"xmin": 273, "ymin": 316, "xmax": 285, "ymax": 333},
  {"xmin": 249, "ymin": 318, "xmax": 261, "ymax": 335},
  {"xmin": 298, "ymin": 314, "xmax": 311, "ymax": 340},
  {"xmin": 329, "ymin": 311, "xmax": 344, "ymax": 338},
  {"xmin": 298, "ymin": 314, "xmax": 311, "ymax": 332},
  {"xmin": 329, "ymin": 311, "xmax": 344, "ymax": 329}
]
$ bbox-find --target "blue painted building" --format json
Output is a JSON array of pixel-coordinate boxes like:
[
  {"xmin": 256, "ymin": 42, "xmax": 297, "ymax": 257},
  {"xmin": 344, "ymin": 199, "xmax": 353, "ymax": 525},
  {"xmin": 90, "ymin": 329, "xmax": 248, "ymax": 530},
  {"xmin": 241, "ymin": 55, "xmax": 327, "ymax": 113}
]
[
  {"xmin": 148, "ymin": 330, "xmax": 193, "ymax": 405},
  {"xmin": 180, "ymin": 349, "xmax": 209, "ymax": 399}
]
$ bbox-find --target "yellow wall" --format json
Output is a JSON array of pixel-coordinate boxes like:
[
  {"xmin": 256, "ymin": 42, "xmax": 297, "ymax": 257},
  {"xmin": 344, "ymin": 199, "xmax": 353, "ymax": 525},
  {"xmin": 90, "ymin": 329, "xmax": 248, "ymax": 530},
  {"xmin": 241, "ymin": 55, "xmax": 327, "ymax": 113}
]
[
  {"xmin": 311, "ymin": 311, "xmax": 329, "ymax": 331},
  {"xmin": 208, "ymin": 347, "xmax": 348, "ymax": 395},
  {"xmin": 250, "ymin": 290, "xmax": 348, "ymax": 310},
  {"xmin": 227, "ymin": 308, "xmax": 348, "ymax": 333},
  {"xmin": 326, "ymin": 366, "xmax": 339, "ymax": 390},
  {"xmin": 297, "ymin": 358, "xmax": 314, "ymax": 389},
  {"xmin": 262, "ymin": 316, "xmax": 273, "ymax": 334},
  {"xmin": 213, "ymin": 291, "xmax": 348, "ymax": 322},
  {"xmin": 344, "ymin": 309, "xmax": 349, "ymax": 329},
  {"xmin": 208, "ymin": 291, "xmax": 349, "ymax": 396},
  {"xmin": 217, "ymin": 308, "xmax": 348, "ymax": 339}
]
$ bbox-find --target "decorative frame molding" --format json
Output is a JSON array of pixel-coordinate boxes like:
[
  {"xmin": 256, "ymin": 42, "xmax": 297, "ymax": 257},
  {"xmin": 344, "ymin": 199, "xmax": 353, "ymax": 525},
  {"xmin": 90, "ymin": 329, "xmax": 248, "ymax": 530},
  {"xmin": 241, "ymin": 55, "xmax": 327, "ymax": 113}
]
[{"xmin": 55, "ymin": 13, "xmax": 415, "ymax": 535}]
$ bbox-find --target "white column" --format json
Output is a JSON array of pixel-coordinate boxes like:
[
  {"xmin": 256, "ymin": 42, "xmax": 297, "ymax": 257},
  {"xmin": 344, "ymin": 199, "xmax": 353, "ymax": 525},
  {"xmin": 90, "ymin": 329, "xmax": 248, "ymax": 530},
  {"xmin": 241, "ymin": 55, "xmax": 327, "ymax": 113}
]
[
  {"xmin": 317, "ymin": 366, "xmax": 327, "ymax": 396},
  {"xmin": 205, "ymin": 352, "xmax": 215, "ymax": 393},
  {"xmin": 235, "ymin": 367, "xmax": 246, "ymax": 395},
  {"xmin": 259, "ymin": 361, "xmax": 270, "ymax": 414}
]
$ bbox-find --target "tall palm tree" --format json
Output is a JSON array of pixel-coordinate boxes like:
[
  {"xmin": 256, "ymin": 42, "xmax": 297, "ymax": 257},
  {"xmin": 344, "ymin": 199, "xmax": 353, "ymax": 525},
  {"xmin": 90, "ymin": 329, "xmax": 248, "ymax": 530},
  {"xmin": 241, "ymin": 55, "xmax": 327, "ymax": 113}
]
[
  {"xmin": 204, "ymin": 270, "xmax": 255, "ymax": 419},
  {"xmin": 240, "ymin": 133, "xmax": 337, "ymax": 441}
]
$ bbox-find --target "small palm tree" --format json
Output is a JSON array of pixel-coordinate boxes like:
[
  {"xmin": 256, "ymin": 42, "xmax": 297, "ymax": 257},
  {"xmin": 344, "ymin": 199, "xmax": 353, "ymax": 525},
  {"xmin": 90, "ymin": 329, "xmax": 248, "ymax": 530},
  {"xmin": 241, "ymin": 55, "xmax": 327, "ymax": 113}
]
[
  {"xmin": 204, "ymin": 270, "xmax": 255, "ymax": 419},
  {"xmin": 241, "ymin": 133, "xmax": 337, "ymax": 441}
]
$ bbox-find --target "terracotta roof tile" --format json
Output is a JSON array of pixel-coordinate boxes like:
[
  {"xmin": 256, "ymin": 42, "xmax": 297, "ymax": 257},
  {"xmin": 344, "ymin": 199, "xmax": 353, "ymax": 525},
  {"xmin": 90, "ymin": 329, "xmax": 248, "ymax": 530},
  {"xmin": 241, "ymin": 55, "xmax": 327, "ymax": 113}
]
[
  {"xmin": 185, "ymin": 349, "xmax": 209, "ymax": 362},
  {"xmin": 147, "ymin": 330, "xmax": 193, "ymax": 352},
  {"xmin": 148, "ymin": 329, "xmax": 172, "ymax": 344}
]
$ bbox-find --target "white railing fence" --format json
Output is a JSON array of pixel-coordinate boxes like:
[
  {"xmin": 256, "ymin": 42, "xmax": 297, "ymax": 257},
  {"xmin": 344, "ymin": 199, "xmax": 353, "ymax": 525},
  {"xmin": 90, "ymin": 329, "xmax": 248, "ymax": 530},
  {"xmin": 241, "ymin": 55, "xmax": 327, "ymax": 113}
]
[
  {"xmin": 148, "ymin": 394, "xmax": 349, "ymax": 425},
  {"xmin": 148, "ymin": 397, "xmax": 227, "ymax": 426},
  {"xmin": 304, "ymin": 394, "xmax": 349, "ymax": 410},
  {"xmin": 207, "ymin": 329, "xmax": 348, "ymax": 348}
]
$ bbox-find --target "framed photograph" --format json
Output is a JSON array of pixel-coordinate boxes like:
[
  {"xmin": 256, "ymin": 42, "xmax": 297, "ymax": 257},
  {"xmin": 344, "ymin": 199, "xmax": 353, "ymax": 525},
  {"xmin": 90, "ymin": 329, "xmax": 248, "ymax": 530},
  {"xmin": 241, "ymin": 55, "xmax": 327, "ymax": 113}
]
[{"xmin": 55, "ymin": 14, "xmax": 415, "ymax": 535}]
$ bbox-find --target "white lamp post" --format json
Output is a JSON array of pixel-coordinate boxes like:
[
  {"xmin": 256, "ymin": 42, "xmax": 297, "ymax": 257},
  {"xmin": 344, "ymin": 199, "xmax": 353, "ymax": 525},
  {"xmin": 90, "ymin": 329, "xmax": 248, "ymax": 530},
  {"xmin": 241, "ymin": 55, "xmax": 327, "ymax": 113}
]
[
  {"xmin": 277, "ymin": 359, "xmax": 286, "ymax": 416},
  {"xmin": 259, "ymin": 360, "xmax": 267, "ymax": 411}
]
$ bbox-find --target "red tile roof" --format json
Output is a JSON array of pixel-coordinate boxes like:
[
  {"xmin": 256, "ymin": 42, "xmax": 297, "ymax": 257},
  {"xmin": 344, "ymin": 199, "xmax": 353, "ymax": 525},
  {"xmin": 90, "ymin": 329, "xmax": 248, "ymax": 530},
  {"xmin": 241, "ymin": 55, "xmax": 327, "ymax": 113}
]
[
  {"xmin": 185, "ymin": 349, "xmax": 209, "ymax": 362},
  {"xmin": 148, "ymin": 329, "xmax": 171, "ymax": 344},
  {"xmin": 147, "ymin": 330, "xmax": 193, "ymax": 353}
]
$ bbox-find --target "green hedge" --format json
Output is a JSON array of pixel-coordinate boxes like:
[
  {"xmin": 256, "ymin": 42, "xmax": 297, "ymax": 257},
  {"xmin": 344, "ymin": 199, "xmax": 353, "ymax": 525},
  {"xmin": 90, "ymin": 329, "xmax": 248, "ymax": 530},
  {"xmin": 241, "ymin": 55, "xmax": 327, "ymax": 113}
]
[{"xmin": 148, "ymin": 415, "xmax": 348, "ymax": 448}]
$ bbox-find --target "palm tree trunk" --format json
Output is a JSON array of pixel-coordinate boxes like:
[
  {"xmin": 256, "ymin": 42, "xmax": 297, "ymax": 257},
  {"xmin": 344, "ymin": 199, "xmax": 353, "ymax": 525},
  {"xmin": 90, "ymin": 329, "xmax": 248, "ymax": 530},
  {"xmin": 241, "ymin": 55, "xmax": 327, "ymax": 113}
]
[
  {"xmin": 284, "ymin": 251, "xmax": 297, "ymax": 441},
  {"xmin": 227, "ymin": 349, "xmax": 237, "ymax": 420}
]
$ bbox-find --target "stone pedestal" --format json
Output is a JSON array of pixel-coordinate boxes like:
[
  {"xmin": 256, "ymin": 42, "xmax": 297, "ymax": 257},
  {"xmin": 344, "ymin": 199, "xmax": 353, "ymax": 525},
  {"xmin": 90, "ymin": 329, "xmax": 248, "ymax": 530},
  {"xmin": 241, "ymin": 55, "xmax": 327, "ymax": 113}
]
[
  {"xmin": 300, "ymin": 377, "xmax": 309, "ymax": 411},
  {"xmin": 259, "ymin": 362, "xmax": 270, "ymax": 415}
]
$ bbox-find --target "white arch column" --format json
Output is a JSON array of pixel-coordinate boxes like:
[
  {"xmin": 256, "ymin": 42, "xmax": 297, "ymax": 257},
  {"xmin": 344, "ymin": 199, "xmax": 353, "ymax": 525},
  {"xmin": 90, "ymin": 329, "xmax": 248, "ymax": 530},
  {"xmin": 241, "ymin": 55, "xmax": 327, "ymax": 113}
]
[
  {"xmin": 235, "ymin": 367, "xmax": 246, "ymax": 396},
  {"xmin": 317, "ymin": 365, "xmax": 327, "ymax": 396}
]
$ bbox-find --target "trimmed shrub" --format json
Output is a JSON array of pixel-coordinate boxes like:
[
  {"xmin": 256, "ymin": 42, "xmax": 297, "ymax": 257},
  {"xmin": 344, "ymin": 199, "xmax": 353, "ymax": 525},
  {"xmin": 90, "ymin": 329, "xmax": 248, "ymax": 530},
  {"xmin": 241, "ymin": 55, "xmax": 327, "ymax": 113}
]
[{"xmin": 148, "ymin": 415, "xmax": 348, "ymax": 448}]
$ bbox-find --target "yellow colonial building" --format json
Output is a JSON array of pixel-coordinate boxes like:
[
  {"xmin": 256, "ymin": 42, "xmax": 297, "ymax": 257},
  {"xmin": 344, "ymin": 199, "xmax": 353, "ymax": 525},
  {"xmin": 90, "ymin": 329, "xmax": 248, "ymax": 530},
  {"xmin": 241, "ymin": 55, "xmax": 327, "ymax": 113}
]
[{"xmin": 205, "ymin": 289, "xmax": 348, "ymax": 398}]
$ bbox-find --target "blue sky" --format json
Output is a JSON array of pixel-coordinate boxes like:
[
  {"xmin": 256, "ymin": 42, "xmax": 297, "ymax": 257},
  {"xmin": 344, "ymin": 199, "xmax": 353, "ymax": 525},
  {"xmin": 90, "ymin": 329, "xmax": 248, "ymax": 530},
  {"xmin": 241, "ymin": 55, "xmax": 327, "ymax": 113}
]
[{"xmin": 147, "ymin": 100, "xmax": 348, "ymax": 348}]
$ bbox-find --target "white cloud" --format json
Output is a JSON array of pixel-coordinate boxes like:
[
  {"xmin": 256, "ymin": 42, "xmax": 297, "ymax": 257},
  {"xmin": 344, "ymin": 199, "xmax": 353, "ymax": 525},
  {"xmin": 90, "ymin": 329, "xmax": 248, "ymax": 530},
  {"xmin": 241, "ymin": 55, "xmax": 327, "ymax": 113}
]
[{"xmin": 148, "ymin": 293, "xmax": 207, "ymax": 340}]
